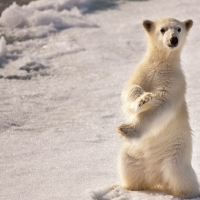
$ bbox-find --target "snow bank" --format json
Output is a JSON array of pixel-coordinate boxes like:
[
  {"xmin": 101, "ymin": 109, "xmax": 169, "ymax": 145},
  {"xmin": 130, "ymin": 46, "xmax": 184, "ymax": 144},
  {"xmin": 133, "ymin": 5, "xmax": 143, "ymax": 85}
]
[
  {"xmin": 26, "ymin": 0, "xmax": 94, "ymax": 13},
  {"xmin": 0, "ymin": 0, "xmax": 97, "ymax": 40}
]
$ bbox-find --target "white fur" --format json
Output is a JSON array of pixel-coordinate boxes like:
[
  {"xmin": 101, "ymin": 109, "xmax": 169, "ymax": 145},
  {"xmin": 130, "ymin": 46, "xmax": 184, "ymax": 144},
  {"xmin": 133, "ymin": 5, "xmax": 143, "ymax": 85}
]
[{"xmin": 117, "ymin": 18, "xmax": 199, "ymax": 198}]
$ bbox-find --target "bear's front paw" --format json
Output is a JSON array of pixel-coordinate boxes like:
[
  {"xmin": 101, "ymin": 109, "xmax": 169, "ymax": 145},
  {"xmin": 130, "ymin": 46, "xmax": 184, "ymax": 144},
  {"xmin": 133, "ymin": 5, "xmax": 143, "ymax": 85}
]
[
  {"xmin": 138, "ymin": 92, "xmax": 155, "ymax": 107},
  {"xmin": 117, "ymin": 123, "xmax": 140, "ymax": 139}
]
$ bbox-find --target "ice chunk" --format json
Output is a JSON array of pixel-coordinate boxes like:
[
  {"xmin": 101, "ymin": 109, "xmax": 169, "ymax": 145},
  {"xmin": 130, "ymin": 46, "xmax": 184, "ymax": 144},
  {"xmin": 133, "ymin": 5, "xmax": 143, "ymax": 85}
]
[
  {"xmin": 27, "ymin": 0, "xmax": 93, "ymax": 13},
  {"xmin": 0, "ymin": 36, "xmax": 7, "ymax": 58},
  {"xmin": 0, "ymin": 3, "xmax": 28, "ymax": 28}
]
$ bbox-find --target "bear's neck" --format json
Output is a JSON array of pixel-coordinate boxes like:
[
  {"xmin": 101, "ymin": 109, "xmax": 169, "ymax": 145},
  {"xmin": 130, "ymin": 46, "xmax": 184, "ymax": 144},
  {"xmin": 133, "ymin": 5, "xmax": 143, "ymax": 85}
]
[{"xmin": 145, "ymin": 44, "xmax": 181, "ymax": 65}]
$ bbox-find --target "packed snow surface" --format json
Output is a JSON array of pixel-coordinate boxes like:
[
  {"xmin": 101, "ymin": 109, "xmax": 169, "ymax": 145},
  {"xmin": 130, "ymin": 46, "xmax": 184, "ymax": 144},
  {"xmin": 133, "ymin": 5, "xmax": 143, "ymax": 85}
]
[{"xmin": 0, "ymin": 0, "xmax": 200, "ymax": 199}]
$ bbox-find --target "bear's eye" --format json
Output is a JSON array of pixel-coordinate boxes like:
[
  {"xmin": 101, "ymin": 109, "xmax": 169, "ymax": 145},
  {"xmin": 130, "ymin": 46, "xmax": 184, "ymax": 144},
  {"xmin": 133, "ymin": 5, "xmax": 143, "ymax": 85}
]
[
  {"xmin": 178, "ymin": 28, "xmax": 181, "ymax": 32},
  {"xmin": 160, "ymin": 28, "xmax": 165, "ymax": 34}
]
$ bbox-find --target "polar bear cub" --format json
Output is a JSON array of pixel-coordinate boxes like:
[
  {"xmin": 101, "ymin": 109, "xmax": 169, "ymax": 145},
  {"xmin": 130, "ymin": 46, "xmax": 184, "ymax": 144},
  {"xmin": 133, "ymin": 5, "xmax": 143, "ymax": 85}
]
[{"xmin": 117, "ymin": 18, "xmax": 199, "ymax": 198}]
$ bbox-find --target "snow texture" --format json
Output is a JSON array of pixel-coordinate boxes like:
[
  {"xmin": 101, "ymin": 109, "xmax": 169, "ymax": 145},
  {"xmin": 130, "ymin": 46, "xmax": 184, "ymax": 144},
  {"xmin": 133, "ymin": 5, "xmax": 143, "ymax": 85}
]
[
  {"xmin": 0, "ymin": 1, "xmax": 97, "ymax": 40},
  {"xmin": 0, "ymin": 0, "xmax": 200, "ymax": 200}
]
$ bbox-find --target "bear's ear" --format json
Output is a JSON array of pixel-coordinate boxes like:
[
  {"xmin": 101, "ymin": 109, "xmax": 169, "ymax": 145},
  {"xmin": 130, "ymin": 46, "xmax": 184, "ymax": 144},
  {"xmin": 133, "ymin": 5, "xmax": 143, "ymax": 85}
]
[
  {"xmin": 143, "ymin": 20, "xmax": 154, "ymax": 32},
  {"xmin": 184, "ymin": 19, "xmax": 193, "ymax": 30}
]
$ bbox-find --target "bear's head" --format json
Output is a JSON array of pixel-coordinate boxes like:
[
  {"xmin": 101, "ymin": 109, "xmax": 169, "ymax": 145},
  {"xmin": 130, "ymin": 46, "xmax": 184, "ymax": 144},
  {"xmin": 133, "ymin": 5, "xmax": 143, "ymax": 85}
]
[{"xmin": 143, "ymin": 18, "xmax": 193, "ymax": 52}]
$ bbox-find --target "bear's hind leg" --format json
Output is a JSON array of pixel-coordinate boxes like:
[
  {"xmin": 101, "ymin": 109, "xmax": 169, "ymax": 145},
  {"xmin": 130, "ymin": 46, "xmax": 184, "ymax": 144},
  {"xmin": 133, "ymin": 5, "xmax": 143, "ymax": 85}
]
[
  {"xmin": 119, "ymin": 148, "xmax": 147, "ymax": 191},
  {"xmin": 162, "ymin": 162, "xmax": 199, "ymax": 198}
]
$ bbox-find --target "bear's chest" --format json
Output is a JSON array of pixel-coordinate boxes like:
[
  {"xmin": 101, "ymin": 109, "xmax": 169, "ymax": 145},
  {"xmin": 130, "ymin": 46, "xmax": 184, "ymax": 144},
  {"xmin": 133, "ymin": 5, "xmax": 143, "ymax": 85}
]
[{"xmin": 142, "ymin": 68, "xmax": 176, "ymax": 92}]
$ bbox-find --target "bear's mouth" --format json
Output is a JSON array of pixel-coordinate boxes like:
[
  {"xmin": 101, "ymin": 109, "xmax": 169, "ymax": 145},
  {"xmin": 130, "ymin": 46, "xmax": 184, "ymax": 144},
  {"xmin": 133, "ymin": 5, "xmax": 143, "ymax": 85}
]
[{"xmin": 168, "ymin": 44, "xmax": 178, "ymax": 48}]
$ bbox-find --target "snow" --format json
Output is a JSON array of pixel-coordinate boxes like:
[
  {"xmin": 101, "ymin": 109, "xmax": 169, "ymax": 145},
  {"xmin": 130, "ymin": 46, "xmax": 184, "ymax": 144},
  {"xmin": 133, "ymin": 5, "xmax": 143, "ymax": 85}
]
[
  {"xmin": 0, "ymin": 0, "xmax": 200, "ymax": 200},
  {"xmin": 85, "ymin": 186, "xmax": 177, "ymax": 200},
  {"xmin": 0, "ymin": 1, "xmax": 96, "ymax": 40},
  {"xmin": 0, "ymin": 36, "xmax": 7, "ymax": 59}
]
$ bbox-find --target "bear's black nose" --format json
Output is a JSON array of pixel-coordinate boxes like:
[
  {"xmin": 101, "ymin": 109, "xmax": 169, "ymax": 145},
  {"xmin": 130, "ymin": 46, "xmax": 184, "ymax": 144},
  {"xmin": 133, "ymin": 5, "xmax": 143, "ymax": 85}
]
[{"xmin": 170, "ymin": 37, "xmax": 178, "ymax": 46}]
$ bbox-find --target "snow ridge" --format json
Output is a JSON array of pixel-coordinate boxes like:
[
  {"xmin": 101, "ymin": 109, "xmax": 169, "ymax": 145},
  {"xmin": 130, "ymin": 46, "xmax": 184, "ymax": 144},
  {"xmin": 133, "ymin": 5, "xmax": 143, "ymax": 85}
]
[{"xmin": 0, "ymin": 0, "xmax": 97, "ymax": 40}]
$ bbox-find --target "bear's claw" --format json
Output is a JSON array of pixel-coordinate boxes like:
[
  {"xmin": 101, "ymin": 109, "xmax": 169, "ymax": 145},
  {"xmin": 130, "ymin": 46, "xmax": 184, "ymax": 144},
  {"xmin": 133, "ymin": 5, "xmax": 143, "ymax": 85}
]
[{"xmin": 138, "ymin": 93, "xmax": 155, "ymax": 107}]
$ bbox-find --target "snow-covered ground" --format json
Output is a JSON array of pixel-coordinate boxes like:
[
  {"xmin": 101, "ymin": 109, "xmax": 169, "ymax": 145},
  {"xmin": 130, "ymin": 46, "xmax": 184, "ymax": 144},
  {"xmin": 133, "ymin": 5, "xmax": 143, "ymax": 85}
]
[{"xmin": 0, "ymin": 0, "xmax": 200, "ymax": 199}]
